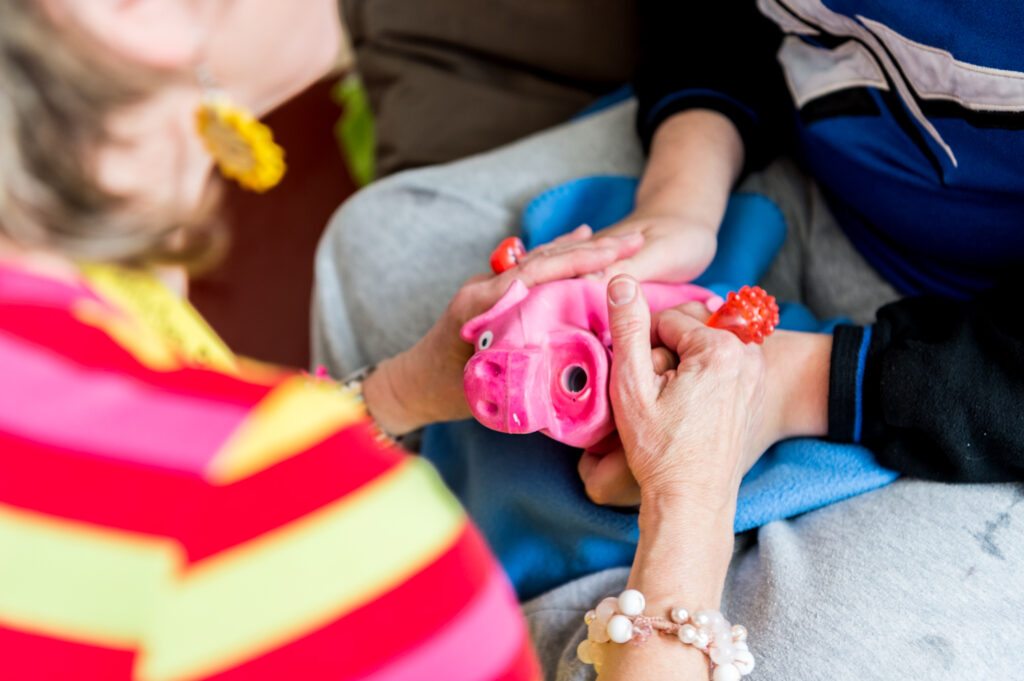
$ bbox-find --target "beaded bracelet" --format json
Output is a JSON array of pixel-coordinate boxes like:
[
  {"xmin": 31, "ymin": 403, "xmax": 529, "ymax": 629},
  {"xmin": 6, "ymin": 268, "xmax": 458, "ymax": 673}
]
[
  {"xmin": 576, "ymin": 589, "xmax": 754, "ymax": 680},
  {"xmin": 303, "ymin": 364, "xmax": 401, "ymax": 444}
]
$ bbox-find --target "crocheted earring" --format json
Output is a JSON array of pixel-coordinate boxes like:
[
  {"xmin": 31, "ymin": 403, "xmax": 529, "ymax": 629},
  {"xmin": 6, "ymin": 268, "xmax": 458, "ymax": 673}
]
[{"xmin": 195, "ymin": 67, "xmax": 285, "ymax": 192}]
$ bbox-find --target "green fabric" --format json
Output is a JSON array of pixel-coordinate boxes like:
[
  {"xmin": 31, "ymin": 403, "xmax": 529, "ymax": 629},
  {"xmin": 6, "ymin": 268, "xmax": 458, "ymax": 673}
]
[{"xmin": 333, "ymin": 75, "xmax": 376, "ymax": 187}]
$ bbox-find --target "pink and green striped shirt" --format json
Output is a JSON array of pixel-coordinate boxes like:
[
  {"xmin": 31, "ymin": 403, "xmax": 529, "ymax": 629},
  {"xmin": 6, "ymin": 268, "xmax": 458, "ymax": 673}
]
[{"xmin": 0, "ymin": 261, "xmax": 540, "ymax": 681}]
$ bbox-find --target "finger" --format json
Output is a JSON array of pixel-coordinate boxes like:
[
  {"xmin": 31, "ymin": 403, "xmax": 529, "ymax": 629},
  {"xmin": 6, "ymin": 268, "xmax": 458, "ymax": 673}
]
[
  {"xmin": 655, "ymin": 307, "xmax": 709, "ymax": 358},
  {"xmin": 649, "ymin": 301, "xmax": 711, "ymax": 348},
  {"xmin": 525, "ymin": 231, "xmax": 641, "ymax": 263},
  {"xmin": 578, "ymin": 448, "xmax": 642, "ymax": 507},
  {"xmin": 513, "ymin": 234, "xmax": 643, "ymax": 287},
  {"xmin": 548, "ymin": 224, "xmax": 592, "ymax": 246},
  {"xmin": 601, "ymin": 227, "xmax": 717, "ymax": 283},
  {"xmin": 651, "ymin": 346, "xmax": 678, "ymax": 375},
  {"xmin": 678, "ymin": 300, "xmax": 713, "ymax": 323},
  {"xmin": 590, "ymin": 232, "xmax": 644, "ymax": 254},
  {"xmin": 607, "ymin": 275, "xmax": 657, "ymax": 405},
  {"xmin": 467, "ymin": 236, "xmax": 642, "ymax": 318},
  {"xmin": 523, "ymin": 225, "xmax": 598, "ymax": 259}
]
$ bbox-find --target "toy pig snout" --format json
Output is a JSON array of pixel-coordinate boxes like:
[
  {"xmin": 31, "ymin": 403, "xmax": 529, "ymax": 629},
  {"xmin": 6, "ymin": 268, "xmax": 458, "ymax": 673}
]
[{"xmin": 464, "ymin": 348, "xmax": 547, "ymax": 434}]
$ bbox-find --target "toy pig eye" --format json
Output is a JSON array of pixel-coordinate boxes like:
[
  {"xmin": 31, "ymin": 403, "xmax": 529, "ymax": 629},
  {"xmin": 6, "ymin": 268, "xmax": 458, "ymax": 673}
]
[
  {"xmin": 562, "ymin": 365, "xmax": 588, "ymax": 394},
  {"xmin": 477, "ymin": 330, "xmax": 494, "ymax": 350}
]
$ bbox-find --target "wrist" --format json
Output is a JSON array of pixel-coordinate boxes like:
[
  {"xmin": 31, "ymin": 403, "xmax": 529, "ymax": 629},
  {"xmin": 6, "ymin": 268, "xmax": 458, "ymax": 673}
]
[
  {"xmin": 633, "ymin": 492, "xmax": 736, "ymax": 610},
  {"xmin": 628, "ymin": 200, "xmax": 720, "ymax": 230},
  {"xmin": 762, "ymin": 330, "xmax": 831, "ymax": 444},
  {"xmin": 362, "ymin": 353, "xmax": 429, "ymax": 437}
]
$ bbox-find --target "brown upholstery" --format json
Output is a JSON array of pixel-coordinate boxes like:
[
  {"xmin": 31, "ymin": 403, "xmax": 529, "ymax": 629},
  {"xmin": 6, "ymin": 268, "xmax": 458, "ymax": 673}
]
[{"xmin": 342, "ymin": 0, "xmax": 638, "ymax": 174}]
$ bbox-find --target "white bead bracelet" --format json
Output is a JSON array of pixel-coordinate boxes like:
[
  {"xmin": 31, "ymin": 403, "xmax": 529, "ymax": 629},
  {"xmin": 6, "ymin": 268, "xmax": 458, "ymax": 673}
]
[{"xmin": 576, "ymin": 589, "xmax": 754, "ymax": 680}]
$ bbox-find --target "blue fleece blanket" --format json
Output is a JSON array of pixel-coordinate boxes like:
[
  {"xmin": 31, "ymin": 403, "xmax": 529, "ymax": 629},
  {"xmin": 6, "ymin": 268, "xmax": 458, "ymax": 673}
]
[{"xmin": 422, "ymin": 176, "xmax": 898, "ymax": 600}]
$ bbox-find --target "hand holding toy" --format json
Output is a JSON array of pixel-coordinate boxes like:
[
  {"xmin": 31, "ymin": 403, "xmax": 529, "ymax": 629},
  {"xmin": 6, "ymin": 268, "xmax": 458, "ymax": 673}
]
[
  {"xmin": 467, "ymin": 239, "xmax": 778, "ymax": 448},
  {"xmin": 462, "ymin": 277, "xmax": 722, "ymax": 448}
]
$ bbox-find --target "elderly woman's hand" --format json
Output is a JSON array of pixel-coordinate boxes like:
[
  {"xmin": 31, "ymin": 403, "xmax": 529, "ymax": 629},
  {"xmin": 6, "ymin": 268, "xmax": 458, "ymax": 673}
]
[
  {"xmin": 586, "ymin": 275, "xmax": 773, "ymax": 681},
  {"xmin": 363, "ymin": 228, "xmax": 643, "ymax": 436},
  {"xmin": 588, "ymin": 275, "xmax": 769, "ymax": 510},
  {"xmin": 579, "ymin": 284, "xmax": 834, "ymax": 507}
]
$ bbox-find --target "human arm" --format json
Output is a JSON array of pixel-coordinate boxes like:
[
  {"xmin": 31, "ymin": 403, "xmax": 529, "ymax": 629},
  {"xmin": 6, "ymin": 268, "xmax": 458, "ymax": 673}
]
[
  {"xmin": 589, "ymin": 276, "xmax": 768, "ymax": 680},
  {"xmin": 591, "ymin": 110, "xmax": 742, "ymax": 283},
  {"xmin": 361, "ymin": 227, "xmax": 644, "ymax": 436},
  {"xmin": 578, "ymin": 314, "xmax": 830, "ymax": 507},
  {"xmin": 589, "ymin": 1, "xmax": 791, "ymax": 283},
  {"xmin": 583, "ymin": 280, "xmax": 1024, "ymax": 508},
  {"xmin": 729, "ymin": 282, "xmax": 1024, "ymax": 481}
]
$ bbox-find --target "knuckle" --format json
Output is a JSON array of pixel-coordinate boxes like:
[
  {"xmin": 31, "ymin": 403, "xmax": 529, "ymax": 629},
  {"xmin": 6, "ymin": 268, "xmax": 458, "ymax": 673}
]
[
  {"xmin": 449, "ymin": 288, "xmax": 470, "ymax": 312},
  {"xmin": 610, "ymin": 315, "xmax": 647, "ymax": 340},
  {"xmin": 679, "ymin": 301, "xmax": 710, "ymax": 320},
  {"xmin": 451, "ymin": 284, "xmax": 479, "ymax": 310},
  {"xmin": 679, "ymin": 301, "xmax": 706, "ymax": 315},
  {"xmin": 657, "ymin": 309, "xmax": 688, "ymax": 338},
  {"xmin": 712, "ymin": 335, "xmax": 745, "ymax": 361},
  {"xmin": 584, "ymin": 479, "xmax": 613, "ymax": 505}
]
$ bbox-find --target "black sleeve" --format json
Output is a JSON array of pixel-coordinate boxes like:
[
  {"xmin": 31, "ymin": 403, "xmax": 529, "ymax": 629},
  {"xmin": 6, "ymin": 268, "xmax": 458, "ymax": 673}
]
[
  {"xmin": 633, "ymin": 0, "xmax": 793, "ymax": 171},
  {"xmin": 828, "ymin": 283, "xmax": 1024, "ymax": 482}
]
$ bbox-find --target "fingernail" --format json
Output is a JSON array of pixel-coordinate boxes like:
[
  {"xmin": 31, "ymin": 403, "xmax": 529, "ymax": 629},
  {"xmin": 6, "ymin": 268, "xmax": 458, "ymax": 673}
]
[{"xmin": 608, "ymin": 277, "xmax": 636, "ymax": 306}]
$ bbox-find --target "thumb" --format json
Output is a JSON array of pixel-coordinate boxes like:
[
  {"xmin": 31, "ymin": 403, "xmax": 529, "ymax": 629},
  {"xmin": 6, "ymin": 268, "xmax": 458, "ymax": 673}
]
[{"xmin": 607, "ymin": 275, "xmax": 656, "ymax": 405}]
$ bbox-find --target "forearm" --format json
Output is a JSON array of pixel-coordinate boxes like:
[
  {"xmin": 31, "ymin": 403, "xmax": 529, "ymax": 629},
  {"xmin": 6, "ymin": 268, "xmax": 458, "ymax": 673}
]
[
  {"xmin": 361, "ymin": 354, "xmax": 426, "ymax": 437},
  {"xmin": 362, "ymin": 348, "xmax": 467, "ymax": 437},
  {"xmin": 759, "ymin": 291, "xmax": 1024, "ymax": 481},
  {"xmin": 633, "ymin": 109, "xmax": 745, "ymax": 230},
  {"xmin": 599, "ymin": 494, "xmax": 736, "ymax": 680}
]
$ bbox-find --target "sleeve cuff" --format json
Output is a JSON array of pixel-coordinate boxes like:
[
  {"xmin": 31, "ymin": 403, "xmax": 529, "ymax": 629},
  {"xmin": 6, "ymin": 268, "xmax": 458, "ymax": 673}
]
[
  {"xmin": 828, "ymin": 324, "xmax": 872, "ymax": 443},
  {"xmin": 637, "ymin": 89, "xmax": 762, "ymax": 162}
]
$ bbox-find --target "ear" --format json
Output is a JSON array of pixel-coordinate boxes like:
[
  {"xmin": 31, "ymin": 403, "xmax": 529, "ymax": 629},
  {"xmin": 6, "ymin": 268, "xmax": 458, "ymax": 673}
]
[
  {"xmin": 45, "ymin": 0, "xmax": 208, "ymax": 69},
  {"xmin": 460, "ymin": 279, "xmax": 530, "ymax": 342}
]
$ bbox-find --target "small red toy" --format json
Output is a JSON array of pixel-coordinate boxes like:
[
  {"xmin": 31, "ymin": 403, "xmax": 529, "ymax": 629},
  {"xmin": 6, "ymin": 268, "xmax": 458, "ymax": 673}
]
[
  {"xmin": 489, "ymin": 237, "xmax": 527, "ymax": 274},
  {"xmin": 706, "ymin": 285, "xmax": 779, "ymax": 344}
]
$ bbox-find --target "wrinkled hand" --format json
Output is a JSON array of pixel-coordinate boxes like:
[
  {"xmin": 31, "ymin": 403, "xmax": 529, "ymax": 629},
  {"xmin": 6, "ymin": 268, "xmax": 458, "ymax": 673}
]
[
  {"xmin": 579, "ymin": 275, "xmax": 768, "ymax": 509},
  {"xmin": 585, "ymin": 212, "xmax": 717, "ymax": 284},
  {"xmin": 372, "ymin": 227, "xmax": 643, "ymax": 435}
]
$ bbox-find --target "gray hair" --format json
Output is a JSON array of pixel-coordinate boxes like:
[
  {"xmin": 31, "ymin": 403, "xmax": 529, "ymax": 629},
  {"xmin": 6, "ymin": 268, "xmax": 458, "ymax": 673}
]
[{"xmin": 0, "ymin": 2, "xmax": 223, "ymax": 266}]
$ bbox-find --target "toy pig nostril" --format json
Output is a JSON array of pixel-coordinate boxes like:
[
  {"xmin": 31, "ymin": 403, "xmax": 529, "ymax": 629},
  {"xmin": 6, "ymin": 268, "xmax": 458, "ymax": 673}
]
[
  {"xmin": 562, "ymin": 365, "xmax": 588, "ymax": 394},
  {"xmin": 476, "ymin": 400, "xmax": 499, "ymax": 418},
  {"xmin": 474, "ymin": 360, "xmax": 503, "ymax": 378}
]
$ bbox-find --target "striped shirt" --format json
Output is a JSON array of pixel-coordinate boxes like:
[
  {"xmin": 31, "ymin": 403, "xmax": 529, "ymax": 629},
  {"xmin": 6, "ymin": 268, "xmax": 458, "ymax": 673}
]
[{"xmin": 0, "ymin": 261, "xmax": 539, "ymax": 681}]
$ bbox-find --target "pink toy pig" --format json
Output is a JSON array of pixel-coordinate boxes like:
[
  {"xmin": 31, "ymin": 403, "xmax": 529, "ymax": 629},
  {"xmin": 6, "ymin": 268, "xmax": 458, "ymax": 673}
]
[{"xmin": 461, "ymin": 278, "xmax": 723, "ymax": 449}]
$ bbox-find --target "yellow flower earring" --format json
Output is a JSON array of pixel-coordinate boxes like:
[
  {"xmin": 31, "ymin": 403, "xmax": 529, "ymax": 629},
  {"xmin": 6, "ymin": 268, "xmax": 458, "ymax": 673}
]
[{"xmin": 195, "ymin": 67, "xmax": 285, "ymax": 192}]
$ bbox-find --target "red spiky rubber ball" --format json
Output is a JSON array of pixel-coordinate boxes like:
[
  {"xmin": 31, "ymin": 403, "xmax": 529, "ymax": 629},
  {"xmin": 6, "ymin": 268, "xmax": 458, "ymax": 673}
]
[{"xmin": 706, "ymin": 285, "xmax": 779, "ymax": 344}]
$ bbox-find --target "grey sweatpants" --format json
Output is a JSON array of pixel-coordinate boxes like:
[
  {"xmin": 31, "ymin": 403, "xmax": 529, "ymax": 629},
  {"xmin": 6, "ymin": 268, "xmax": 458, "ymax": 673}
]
[{"xmin": 313, "ymin": 101, "xmax": 1024, "ymax": 680}]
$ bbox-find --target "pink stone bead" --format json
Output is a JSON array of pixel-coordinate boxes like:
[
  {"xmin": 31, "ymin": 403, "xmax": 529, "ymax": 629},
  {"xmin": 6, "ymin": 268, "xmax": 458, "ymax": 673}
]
[
  {"xmin": 595, "ymin": 597, "xmax": 618, "ymax": 625},
  {"xmin": 588, "ymin": 618, "xmax": 610, "ymax": 643}
]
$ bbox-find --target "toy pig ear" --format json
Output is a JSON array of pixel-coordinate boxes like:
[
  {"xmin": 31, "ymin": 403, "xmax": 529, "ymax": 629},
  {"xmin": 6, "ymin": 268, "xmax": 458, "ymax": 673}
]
[{"xmin": 460, "ymin": 279, "xmax": 530, "ymax": 342}]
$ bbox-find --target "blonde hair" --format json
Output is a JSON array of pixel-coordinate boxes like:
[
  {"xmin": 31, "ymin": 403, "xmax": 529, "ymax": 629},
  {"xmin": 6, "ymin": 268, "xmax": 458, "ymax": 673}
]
[{"xmin": 0, "ymin": 2, "xmax": 223, "ymax": 266}]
